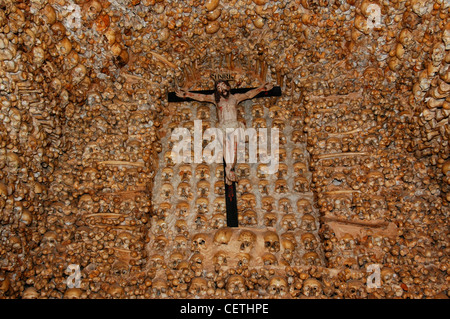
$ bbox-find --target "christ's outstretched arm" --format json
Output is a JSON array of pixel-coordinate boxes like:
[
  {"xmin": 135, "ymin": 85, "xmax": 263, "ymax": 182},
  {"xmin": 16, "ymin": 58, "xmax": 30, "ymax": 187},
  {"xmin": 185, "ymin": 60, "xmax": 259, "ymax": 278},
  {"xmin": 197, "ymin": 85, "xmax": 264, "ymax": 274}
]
[
  {"xmin": 176, "ymin": 88, "xmax": 215, "ymax": 104},
  {"xmin": 234, "ymin": 82, "xmax": 273, "ymax": 104}
]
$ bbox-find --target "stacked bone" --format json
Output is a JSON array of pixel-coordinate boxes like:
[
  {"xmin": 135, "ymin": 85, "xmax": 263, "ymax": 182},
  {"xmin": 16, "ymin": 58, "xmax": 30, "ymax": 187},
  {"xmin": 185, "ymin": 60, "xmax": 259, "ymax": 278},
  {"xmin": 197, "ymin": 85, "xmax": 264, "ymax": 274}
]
[
  {"xmin": 0, "ymin": 0, "xmax": 449, "ymax": 300},
  {"xmin": 41, "ymin": 81, "xmax": 162, "ymax": 298},
  {"xmin": 149, "ymin": 88, "xmax": 324, "ymax": 297},
  {"xmin": 303, "ymin": 66, "xmax": 448, "ymax": 298},
  {"xmin": 0, "ymin": 3, "xmax": 70, "ymax": 298}
]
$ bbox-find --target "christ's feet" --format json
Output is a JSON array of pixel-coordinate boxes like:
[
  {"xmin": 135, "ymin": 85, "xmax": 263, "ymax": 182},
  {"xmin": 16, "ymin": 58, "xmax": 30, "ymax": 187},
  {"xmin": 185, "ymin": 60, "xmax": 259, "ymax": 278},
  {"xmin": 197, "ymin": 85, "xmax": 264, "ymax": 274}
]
[{"xmin": 225, "ymin": 166, "xmax": 237, "ymax": 185}]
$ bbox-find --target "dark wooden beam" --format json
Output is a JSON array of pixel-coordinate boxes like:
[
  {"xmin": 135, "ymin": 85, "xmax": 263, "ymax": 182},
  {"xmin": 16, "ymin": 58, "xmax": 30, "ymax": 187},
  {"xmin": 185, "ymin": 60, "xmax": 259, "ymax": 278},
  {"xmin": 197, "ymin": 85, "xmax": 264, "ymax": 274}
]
[
  {"xmin": 168, "ymin": 86, "xmax": 282, "ymax": 103},
  {"xmin": 223, "ymin": 158, "xmax": 238, "ymax": 227}
]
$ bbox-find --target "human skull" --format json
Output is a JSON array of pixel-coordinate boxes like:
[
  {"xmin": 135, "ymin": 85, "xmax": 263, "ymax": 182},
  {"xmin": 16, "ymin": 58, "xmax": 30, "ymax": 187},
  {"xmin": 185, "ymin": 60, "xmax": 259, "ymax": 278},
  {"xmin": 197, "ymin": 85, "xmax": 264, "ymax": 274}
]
[
  {"xmin": 214, "ymin": 181, "xmax": 225, "ymax": 196},
  {"xmin": 237, "ymin": 178, "xmax": 252, "ymax": 194},
  {"xmin": 190, "ymin": 253, "xmax": 205, "ymax": 268},
  {"xmin": 157, "ymin": 202, "xmax": 172, "ymax": 218},
  {"xmin": 264, "ymin": 212, "xmax": 277, "ymax": 227},
  {"xmin": 213, "ymin": 228, "xmax": 233, "ymax": 245},
  {"xmin": 326, "ymin": 137, "xmax": 341, "ymax": 152},
  {"xmin": 294, "ymin": 162, "xmax": 307, "ymax": 175},
  {"xmin": 213, "ymin": 197, "xmax": 226, "ymax": 213},
  {"xmin": 262, "ymin": 196, "xmax": 275, "ymax": 212},
  {"xmin": 179, "ymin": 164, "xmax": 192, "ymax": 181},
  {"xmin": 176, "ymin": 201, "xmax": 189, "ymax": 217},
  {"xmin": 169, "ymin": 252, "xmax": 184, "ymax": 270},
  {"xmin": 237, "ymin": 164, "xmax": 250, "ymax": 178},
  {"xmin": 300, "ymin": 214, "xmax": 317, "ymax": 231},
  {"xmin": 215, "ymin": 166, "xmax": 224, "ymax": 179},
  {"xmin": 259, "ymin": 180, "xmax": 270, "ymax": 195},
  {"xmin": 151, "ymin": 279, "xmax": 168, "ymax": 298},
  {"xmin": 269, "ymin": 105, "xmax": 282, "ymax": 119},
  {"xmin": 236, "ymin": 253, "xmax": 251, "ymax": 267},
  {"xmin": 194, "ymin": 214, "xmax": 207, "ymax": 230},
  {"xmin": 294, "ymin": 176, "xmax": 309, "ymax": 193},
  {"xmin": 302, "ymin": 278, "xmax": 323, "ymax": 297},
  {"xmin": 22, "ymin": 287, "xmax": 39, "ymax": 299},
  {"xmin": 278, "ymin": 198, "xmax": 292, "ymax": 214},
  {"xmin": 292, "ymin": 130, "xmax": 303, "ymax": 143},
  {"xmin": 164, "ymin": 151, "xmax": 175, "ymax": 166},
  {"xmin": 281, "ymin": 237, "xmax": 296, "ymax": 261},
  {"xmin": 276, "ymin": 163, "xmax": 288, "ymax": 179},
  {"xmin": 213, "ymin": 251, "xmax": 229, "ymax": 266},
  {"xmin": 297, "ymin": 198, "xmax": 312, "ymax": 214},
  {"xmin": 281, "ymin": 214, "xmax": 298, "ymax": 231},
  {"xmin": 197, "ymin": 105, "xmax": 211, "ymax": 120},
  {"xmin": 292, "ymin": 148, "xmax": 305, "ymax": 162},
  {"xmin": 380, "ymin": 267, "xmax": 397, "ymax": 286},
  {"xmin": 262, "ymin": 253, "xmax": 278, "ymax": 266},
  {"xmin": 272, "ymin": 119, "xmax": 285, "ymax": 130},
  {"xmin": 197, "ymin": 180, "xmax": 210, "ymax": 197},
  {"xmin": 162, "ymin": 167, "xmax": 174, "ymax": 181},
  {"xmin": 154, "ymin": 219, "xmax": 168, "ymax": 236},
  {"xmin": 275, "ymin": 179, "xmax": 288, "ymax": 194},
  {"xmin": 252, "ymin": 104, "xmax": 264, "ymax": 117},
  {"xmin": 238, "ymin": 230, "xmax": 257, "ymax": 251},
  {"xmin": 210, "ymin": 213, "xmax": 226, "ymax": 229},
  {"xmin": 276, "ymin": 148, "xmax": 287, "ymax": 162},
  {"xmin": 267, "ymin": 276, "xmax": 288, "ymax": 297},
  {"xmin": 345, "ymin": 280, "xmax": 367, "ymax": 299},
  {"xmin": 301, "ymin": 233, "xmax": 318, "ymax": 251},
  {"xmin": 149, "ymin": 254, "xmax": 165, "ymax": 268},
  {"xmin": 340, "ymin": 233, "xmax": 356, "ymax": 250},
  {"xmin": 195, "ymin": 164, "xmax": 210, "ymax": 180},
  {"xmin": 183, "ymin": 120, "xmax": 195, "ymax": 134},
  {"xmin": 111, "ymin": 260, "xmax": 129, "ymax": 277},
  {"xmin": 78, "ymin": 194, "xmax": 94, "ymax": 211},
  {"xmin": 154, "ymin": 234, "xmax": 169, "ymax": 251},
  {"xmin": 174, "ymin": 235, "xmax": 188, "ymax": 250},
  {"xmin": 302, "ymin": 252, "xmax": 321, "ymax": 266},
  {"xmin": 227, "ymin": 275, "xmax": 246, "ymax": 295},
  {"xmin": 252, "ymin": 118, "xmax": 267, "ymax": 129},
  {"xmin": 241, "ymin": 210, "xmax": 257, "ymax": 226},
  {"xmin": 64, "ymin": 288, "xmax": 82, "ymax": 299},
  {"xmin": 264, "ymin": 231, "xmax": 280, "ymax": 253},
  {"xmin": 240, "ymin": 193, "xmax": 256, "ymax": 210},
  {"xmin": 257, "ymin": 164, "xmax": 268, "ymax": 179},
  {"xmin": 42, "ymin": 231, "xmax": 58, "ymax": 248},
  {"xmin": 195, "ymin": 197, "xmax": 209, "ymax": 214},
  {"xmin": 177, "ymin": 182, "xmax": 192, "ymax": 199},
  {"xmin": 189, "ymin": 277, "xmax": 208, "ymax": 296},
  {"xmin": 161, "ymin": 183, "xmax": 174, "ymax": 200},
  {"xmin": 191, "ymin": 233, "xmax": 208, "ymax": 252},
  {"xmin": 174, "ymin": 220, "xmax": 187, "ymax": 235}
]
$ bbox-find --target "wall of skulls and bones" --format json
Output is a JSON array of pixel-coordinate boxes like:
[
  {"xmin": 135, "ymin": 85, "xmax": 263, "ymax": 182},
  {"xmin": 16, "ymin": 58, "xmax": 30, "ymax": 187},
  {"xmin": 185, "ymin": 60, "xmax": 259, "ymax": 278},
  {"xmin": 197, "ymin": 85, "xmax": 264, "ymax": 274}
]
[{"xmin": 0, "ymin": 0, "xmax": 449, "ymax": 299}]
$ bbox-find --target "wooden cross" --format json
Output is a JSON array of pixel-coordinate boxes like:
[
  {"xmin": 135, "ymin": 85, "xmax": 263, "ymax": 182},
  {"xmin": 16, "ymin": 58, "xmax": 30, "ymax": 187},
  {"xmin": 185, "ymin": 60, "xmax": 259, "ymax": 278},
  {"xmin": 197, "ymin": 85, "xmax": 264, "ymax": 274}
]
[{"xmin": 168, "ymin": 86, "xmax": 282, "ymax": 227}]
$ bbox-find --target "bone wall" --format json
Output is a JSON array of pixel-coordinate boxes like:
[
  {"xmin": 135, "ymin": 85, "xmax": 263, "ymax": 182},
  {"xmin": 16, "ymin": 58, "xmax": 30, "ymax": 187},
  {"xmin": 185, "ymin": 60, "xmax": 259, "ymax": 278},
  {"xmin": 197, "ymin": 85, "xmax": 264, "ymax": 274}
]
[{"xmin": 0, "ymin": 0, "xmax": 449, "ymax": 299}]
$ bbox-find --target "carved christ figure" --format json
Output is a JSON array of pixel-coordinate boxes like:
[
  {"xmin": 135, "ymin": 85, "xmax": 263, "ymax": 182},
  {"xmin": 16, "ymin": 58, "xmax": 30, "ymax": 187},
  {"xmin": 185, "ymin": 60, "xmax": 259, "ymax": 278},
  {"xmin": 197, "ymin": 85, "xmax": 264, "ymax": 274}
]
[{"xmin": 176, "ymin": 80, "xmax": 273, "ymax": 185}]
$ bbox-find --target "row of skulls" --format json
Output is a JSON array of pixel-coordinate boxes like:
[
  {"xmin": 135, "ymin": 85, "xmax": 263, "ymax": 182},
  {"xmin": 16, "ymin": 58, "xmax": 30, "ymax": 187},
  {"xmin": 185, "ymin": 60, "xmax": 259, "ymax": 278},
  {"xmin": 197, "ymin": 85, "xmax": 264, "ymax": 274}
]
[
  {"xmin": 302, "ymin": 65, "xmax": 449, "ymax": 299},
  {"xmin": 0, "ymin": 0, "xmax": 449, "ymax": 299}
]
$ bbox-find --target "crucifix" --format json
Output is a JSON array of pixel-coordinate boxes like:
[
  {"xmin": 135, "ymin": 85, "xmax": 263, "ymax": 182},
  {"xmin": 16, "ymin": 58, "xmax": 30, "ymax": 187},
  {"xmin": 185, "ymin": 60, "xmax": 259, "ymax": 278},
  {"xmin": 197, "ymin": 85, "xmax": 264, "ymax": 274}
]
[{"xmin": 168, "ymin": 81, "xmax": 281, "ymax": 227}]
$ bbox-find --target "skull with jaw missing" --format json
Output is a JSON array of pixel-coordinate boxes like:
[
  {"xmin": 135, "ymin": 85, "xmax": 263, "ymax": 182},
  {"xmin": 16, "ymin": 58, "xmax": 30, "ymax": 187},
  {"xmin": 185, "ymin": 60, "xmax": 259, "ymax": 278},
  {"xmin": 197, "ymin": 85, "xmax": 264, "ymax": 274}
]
[
  {"xmin": 191, "ymin": 233, "xmax": 208, "ymax": 252},
  {"xmin": 210, "ymin": 213, "xmax": 226, "ymax": 229},
  {"xmin": 238, "ymin": 230, "xmax": 256, "ymax": 251},
  {"xmin": 281, "ymin": 214, "xmax": 298, "ymax": 231},
  {"xmin": 195, "ymin": 164, "xmax": 210, "ymax": 180},
  {"xmin": 301, "ymin": 213, "xmax": 317, "ymax": 231},
  {"xmin": 302, "ymin": 278, "xmax": 323, "ymax": 297},
  {"xmin": 267, "ymin": 276, "xmax": 288, "ymax": 297},
  {"xmin": 227, "ymin": 274, "xmax": 246, "ymax": 295},
  {"xmin": 264, "ymin": 231, "xmax": 280, "ymax": 253},
  {"xmin": 195, "ymin": 197, "xmax": 209, "ymax": 214}
]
